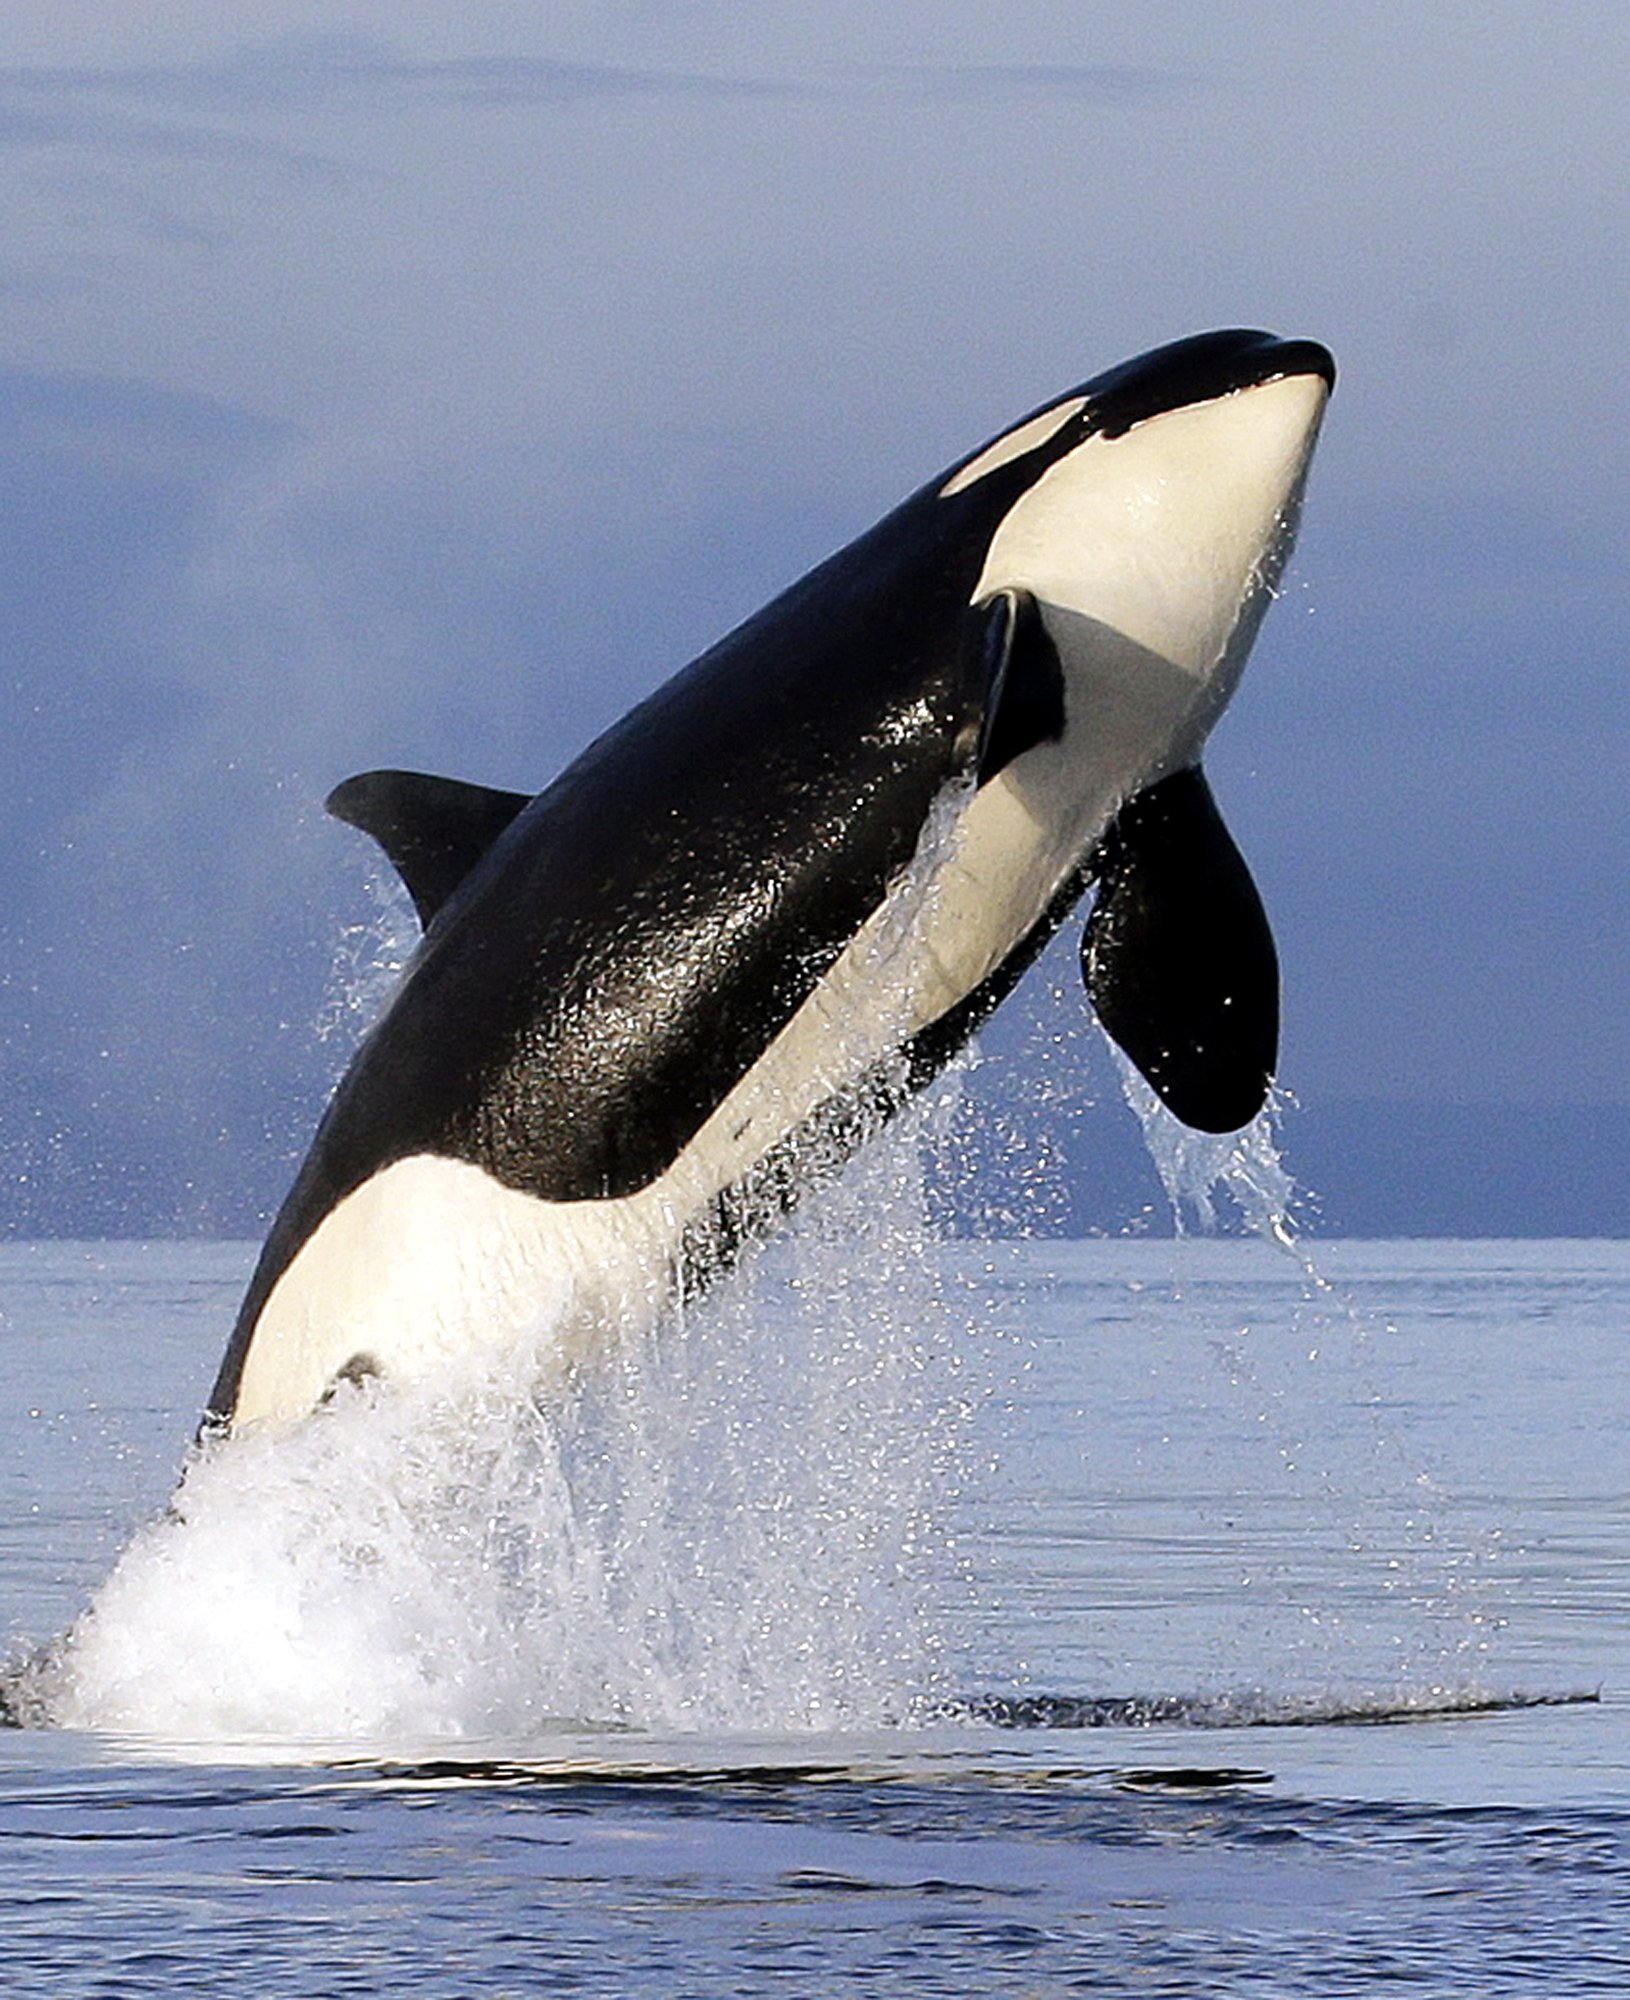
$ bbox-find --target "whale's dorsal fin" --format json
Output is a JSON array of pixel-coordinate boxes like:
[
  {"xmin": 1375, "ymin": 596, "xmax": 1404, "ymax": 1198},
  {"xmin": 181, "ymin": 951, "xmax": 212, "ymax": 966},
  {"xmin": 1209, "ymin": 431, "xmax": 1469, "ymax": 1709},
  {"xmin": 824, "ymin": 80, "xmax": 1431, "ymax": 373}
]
[
  {"xmin": 326, "ymin": 769, "xmax": 532, "ymax": 928},
  {"xmin": 1081, "ymin": 765, "xmax": 1278, "ymax": 1133}
]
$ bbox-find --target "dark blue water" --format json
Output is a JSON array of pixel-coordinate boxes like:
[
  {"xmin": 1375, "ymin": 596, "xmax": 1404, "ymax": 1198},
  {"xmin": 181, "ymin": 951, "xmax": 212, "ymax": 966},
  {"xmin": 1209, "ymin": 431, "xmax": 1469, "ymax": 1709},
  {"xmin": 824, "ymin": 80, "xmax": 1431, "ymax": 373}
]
[
  {"xmin": 5, "ymin": 1749, "xmax": 1627, "ymax": 1997},
  {"xmin": 3, "ymin": 1236, "xmax": 1628, "ymax": 1995}
]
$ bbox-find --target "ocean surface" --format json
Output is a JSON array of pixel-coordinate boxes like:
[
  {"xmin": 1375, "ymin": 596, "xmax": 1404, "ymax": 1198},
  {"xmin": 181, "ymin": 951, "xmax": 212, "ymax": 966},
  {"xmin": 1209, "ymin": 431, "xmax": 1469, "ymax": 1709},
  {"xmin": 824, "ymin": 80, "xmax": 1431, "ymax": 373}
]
[{"xmin": 2, "ymin": 1222, "xmax": 1627, "ymax": 1995}]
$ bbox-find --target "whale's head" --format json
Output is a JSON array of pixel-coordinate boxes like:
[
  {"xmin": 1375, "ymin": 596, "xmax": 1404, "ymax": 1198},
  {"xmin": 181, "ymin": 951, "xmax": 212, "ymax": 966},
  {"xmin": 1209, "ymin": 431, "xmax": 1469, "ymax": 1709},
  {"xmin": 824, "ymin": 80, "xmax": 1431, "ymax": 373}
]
[{"xmin": 942, "ymin": 330, "xmax": 1334, "ymax": 786}]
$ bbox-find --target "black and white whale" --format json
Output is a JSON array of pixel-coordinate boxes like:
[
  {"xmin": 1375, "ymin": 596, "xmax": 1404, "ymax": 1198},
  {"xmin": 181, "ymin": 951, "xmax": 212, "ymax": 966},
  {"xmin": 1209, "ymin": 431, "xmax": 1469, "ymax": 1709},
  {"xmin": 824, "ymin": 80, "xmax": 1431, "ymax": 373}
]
[{"xmin": 207, "ymin": 328, "xmax": 1334, "ymax": 1432}]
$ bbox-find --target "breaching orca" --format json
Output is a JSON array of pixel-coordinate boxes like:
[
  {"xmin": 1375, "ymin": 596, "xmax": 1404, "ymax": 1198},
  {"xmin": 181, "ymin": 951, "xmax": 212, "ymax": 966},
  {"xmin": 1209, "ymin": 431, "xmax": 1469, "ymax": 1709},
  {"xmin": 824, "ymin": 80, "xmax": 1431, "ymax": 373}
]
[{"xmin": 208, "ymin": 328, "xmax": 1333, "ymax": 1432}]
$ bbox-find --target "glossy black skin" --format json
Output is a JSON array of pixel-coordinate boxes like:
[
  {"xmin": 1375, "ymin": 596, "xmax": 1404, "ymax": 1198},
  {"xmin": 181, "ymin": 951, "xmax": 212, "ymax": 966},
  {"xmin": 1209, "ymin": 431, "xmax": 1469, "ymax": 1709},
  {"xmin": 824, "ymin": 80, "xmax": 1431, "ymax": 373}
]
[
  {"xmin": 207, "ymin": 330, "xmax": 1332, "ymax": 1425},
  {"xmin": 1082, "ymin": 766, "xmax": 1279, "ymax": 1133}
]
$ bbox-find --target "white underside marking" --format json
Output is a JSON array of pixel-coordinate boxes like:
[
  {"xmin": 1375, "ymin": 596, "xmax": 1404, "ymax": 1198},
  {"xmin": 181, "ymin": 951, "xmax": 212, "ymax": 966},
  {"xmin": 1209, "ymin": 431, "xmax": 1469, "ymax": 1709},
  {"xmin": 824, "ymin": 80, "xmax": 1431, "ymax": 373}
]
[{"xmin": 232, "ymin": 370, "xmax": 1328, "ymax": 1430}]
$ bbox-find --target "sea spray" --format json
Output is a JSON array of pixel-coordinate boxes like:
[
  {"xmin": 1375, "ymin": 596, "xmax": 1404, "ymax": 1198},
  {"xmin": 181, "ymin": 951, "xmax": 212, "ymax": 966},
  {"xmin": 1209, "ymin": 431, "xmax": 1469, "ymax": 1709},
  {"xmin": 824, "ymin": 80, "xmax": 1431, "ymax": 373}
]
[
  {"xmin": 41, "ymin": 773, "xmax": 999, "ymax": 1744},
  {"xmin": 313, "ymin": 856, "xmax": 417, "ymax": 1060},
  {"xmin": 1116, "ymin": 1053, "xmax": 1301, "ymax": 1244},
  {"xmin": 43, "ymin": 1097, "xmax": 974, "ymax": 1747}
]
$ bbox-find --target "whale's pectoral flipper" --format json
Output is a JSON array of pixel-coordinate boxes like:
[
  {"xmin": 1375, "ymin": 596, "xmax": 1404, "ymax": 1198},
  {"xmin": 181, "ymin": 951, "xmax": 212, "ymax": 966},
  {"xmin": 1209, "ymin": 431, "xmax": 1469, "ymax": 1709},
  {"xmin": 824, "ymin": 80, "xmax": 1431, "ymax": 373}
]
[
  {"xmin": 326, "ymin": 769, "xmax": 533, "ymax": 927},
  {"xmin": 976, "ymin": 589, "xmax": 1067, "ymax": 785},
  {"xmin": 1081, "ymin": 766, "xmax": 1279, "ymax": 1133}
]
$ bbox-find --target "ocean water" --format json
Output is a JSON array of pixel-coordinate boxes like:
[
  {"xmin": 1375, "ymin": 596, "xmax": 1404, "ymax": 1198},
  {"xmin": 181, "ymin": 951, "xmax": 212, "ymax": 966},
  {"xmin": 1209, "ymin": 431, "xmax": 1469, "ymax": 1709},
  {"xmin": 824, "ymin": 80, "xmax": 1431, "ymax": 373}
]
[{"xmin": 2, "ymin": 1195, "xmax": 1627, "ymax": 1995}]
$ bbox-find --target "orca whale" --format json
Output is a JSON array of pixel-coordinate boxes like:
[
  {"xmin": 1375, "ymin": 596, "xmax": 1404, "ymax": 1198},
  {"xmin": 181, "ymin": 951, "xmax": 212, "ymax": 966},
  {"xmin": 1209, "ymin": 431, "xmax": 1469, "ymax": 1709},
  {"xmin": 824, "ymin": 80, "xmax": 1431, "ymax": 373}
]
[{"xmin": 208, "ymin": 328, "xmax": 1334, "ymax": 1432}]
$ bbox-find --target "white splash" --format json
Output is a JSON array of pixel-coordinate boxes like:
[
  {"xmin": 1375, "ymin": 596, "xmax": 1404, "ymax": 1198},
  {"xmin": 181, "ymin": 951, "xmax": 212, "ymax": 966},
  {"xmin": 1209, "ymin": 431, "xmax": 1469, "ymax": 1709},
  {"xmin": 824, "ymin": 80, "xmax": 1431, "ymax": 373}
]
[
  {"xmin": 40, "ymin": 771, "xmax": 996, "ymax": 1747},
  {"xmin": 43, "ymin": 1103, "xmax": 972, "ymax": 1750},
  {"xmin": 314, "ymin": 859, "xmax": 418, "ymax": 1058},
  {"xmin": 1116, "ymin": 1051, "xmax": 1301, "ymax": 1247}
]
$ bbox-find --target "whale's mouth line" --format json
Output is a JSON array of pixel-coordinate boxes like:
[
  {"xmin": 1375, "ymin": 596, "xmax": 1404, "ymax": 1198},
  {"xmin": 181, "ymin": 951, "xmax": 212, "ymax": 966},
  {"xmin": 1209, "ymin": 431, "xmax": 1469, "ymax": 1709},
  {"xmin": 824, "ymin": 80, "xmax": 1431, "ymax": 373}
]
[{"xmin": 1083, "ymin": 330, "xmax": 1336, "ymax": 441}]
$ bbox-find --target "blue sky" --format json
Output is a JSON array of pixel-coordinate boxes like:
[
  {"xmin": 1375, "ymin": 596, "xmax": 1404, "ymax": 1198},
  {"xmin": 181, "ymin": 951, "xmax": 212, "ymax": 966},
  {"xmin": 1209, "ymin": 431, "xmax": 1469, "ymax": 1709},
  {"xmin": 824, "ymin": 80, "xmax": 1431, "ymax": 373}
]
[{"xmin": 0, "ymin": 4, "xmax": 1625, "ymax": 1230}]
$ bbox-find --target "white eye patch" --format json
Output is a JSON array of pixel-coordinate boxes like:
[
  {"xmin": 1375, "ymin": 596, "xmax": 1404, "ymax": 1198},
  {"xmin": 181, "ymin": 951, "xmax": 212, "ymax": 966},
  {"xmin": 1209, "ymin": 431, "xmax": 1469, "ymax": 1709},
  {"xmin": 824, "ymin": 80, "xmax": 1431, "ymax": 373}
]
[{"xmin": 939, "ymin": 396, "xmax": 1087, "ymax": 498}]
